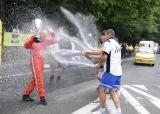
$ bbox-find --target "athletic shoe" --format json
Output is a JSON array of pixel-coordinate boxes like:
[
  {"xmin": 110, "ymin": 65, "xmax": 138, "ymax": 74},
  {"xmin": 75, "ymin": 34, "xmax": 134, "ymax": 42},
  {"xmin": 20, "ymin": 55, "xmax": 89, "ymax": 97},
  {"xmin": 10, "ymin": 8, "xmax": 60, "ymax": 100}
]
[
  {"xmin": 39, "ymin": 97, "xmax": 48, "ymax": 106},
  {"xmin": 116, "ymin": 112, "xmax": 122, "ymax": 114},
  {"xmin": 22, "ymin": 95, "xmax": 34, "ymax": 102},
  {"xmin": 99, "ymin": 108, "xmax": 108, "ymax": 114},
  {"xmin": 100, "ymin": 111, "xmax": 107, "ymax": 114}
]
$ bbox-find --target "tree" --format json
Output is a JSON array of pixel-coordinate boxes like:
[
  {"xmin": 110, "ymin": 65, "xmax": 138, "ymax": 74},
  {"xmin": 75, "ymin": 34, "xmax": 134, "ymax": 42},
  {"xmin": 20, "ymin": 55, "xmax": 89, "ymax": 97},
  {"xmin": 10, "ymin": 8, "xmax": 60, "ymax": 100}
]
[
  {"xmin": 62, "ymin": 0, "xmax": 160, "ymax": 43},
  {"xmin": 2, "ymin": 0, "xmax": 160, "ymax": 43}
]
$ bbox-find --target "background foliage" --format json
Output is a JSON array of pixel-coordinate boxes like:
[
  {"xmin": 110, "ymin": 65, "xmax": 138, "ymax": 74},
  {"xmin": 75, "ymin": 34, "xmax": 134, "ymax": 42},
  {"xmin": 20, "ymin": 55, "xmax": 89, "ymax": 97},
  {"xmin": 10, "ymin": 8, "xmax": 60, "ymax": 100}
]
[{"xmin": 0, "ymin": 0, "xmax": 160, "ymax": 44}]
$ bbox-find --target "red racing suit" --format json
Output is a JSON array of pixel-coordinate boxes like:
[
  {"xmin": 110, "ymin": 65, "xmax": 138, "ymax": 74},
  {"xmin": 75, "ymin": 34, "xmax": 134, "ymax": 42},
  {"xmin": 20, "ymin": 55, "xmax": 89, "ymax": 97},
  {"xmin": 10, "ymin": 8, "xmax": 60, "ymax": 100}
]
[{"xmin": 24, "ymin": 32, "xmax": 57, "ymax": 97}]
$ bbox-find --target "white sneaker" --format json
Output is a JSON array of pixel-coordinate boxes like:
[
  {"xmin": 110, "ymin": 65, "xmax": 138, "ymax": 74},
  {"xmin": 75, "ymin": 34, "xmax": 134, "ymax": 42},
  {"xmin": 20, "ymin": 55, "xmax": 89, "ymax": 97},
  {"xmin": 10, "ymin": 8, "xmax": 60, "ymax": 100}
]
[
  {"xmin": 99, "ymin": 109, "xmax": 108, "ymax": 114},
  {"xmin": 99, "ymin": 111, "xmax": 107, "ymax": 114},
  {"xmin": 116, "ymin": 111, "xmax": 122, "ymax": 114},
  {"xmin": 116, "ymin": 108, "xmax": 122, "ymax": 114}
]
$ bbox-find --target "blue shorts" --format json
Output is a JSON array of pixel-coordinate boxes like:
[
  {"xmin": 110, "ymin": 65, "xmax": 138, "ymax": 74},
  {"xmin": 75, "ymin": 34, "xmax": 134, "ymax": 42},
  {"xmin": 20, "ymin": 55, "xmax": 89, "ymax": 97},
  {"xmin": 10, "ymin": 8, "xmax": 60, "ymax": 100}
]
[{"xmin": 99, "ymin": 72, "xmax": 121, "ymax": 89}]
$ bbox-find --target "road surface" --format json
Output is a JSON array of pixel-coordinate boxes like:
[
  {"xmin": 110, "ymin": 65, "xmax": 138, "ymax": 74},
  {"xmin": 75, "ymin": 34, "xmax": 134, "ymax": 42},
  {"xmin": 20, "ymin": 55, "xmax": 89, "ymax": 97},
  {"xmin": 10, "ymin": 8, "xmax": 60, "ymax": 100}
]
[{"xmin": 0, "ymin": 55, "xmax": 160, "ymax": 114}]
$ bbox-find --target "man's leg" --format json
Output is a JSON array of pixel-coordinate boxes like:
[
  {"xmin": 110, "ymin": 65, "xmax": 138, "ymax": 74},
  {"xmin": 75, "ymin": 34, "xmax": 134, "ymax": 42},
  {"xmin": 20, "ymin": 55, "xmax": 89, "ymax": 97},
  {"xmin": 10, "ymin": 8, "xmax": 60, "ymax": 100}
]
[
  {"xmin": 24, "ymin": 67, "xmax": 36, "ymax": 96},
  {"xmin": 23, "ymin": 75, "xmax": 35, "ymax": 101},
  {"xmin": 50, "ymin": 62, "xmax": 55, "ymax": 81},
  {"xmin": 57, "ymin": 67, "xmax": 65, "ymax": 80},
  {"xmin": 98, "ymin": 86, "xmax": 107, "ymax": 113},
  {"xmin": 37, "ymin": 71, "xmax": 48, "ymax": 105},
  {"xmin": 36, "ymin": 73, "xmax": 45, "ymax": 96},
  {"xmin": 34, "ymin": 62, "xmax": 47, "ymax": 106},
  {"xmin": 50, "ymin": 69, "xmax": 55, "ymax": 81},
  {"xmin": 110, "ymin": 88, "xmax": 121, "ymax": 113},
  {"xmin": 24, "ymin": 76, "xmax": 36, "ymax": 95}
]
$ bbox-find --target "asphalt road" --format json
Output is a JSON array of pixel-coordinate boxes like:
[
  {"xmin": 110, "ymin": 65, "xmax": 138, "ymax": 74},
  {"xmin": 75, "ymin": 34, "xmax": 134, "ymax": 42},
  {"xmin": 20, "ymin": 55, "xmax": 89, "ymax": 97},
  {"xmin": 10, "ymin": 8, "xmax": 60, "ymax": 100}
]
[{"xmin": 0, "ymin": 55, "xmax": 160, "ymax": 114}]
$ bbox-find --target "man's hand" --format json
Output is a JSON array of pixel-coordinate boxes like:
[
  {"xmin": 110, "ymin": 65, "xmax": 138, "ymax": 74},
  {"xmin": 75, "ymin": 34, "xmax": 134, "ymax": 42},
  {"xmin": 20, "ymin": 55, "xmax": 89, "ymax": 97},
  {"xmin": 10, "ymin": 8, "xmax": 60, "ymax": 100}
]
[
  {"xmin": 80, "ymin": 51, "xmax": 87, "ymax": 56},
  {"xmin": 34, "ymin": 32, "xmax": 40, "ymax": 36},
  {"xmin": 47, "ymin": 27, "xmax": 54, "ymax": 32},
  {"xmin": 95, "ymin": 64, "xmax": 100, "ymax": 68}
]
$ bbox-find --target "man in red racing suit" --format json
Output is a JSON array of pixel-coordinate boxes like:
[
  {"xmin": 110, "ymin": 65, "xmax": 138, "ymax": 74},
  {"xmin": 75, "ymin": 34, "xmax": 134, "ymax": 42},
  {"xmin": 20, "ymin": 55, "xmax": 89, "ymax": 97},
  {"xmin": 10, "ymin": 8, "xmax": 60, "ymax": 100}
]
[{"xmin": 22, "ymin": 28, "xmax": 57, "ymax": 105}]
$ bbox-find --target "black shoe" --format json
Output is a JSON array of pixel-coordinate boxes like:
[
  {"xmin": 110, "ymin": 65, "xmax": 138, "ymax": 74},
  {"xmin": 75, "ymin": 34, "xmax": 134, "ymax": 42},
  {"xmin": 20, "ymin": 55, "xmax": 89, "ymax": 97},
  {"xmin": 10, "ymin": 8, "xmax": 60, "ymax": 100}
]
[
  {"xmin": 50, "ymin": 75, "xmax": 54, "ymax": 81},
  {"xmin": 39, "ymin": 97, "xmax": 48, "ymax": 106},
  {"xmin": 22, "ymin": 95, "xmax": 34, "ymax": 102},
  {"xmin": 57, "ymin": 76, "xmax": 61, "ymax": 80}
]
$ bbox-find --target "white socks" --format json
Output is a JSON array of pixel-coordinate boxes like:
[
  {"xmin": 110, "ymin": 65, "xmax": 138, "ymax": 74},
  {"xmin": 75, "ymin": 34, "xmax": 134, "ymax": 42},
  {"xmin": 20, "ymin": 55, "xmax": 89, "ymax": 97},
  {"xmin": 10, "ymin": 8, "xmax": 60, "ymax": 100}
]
[
  {"xmin": 100, "ymin": 107, "xmax": 122, "ymax": 114},
  {"xmin": 116, "ymin": 108, "xmax": 122, "ymax": 114},
  {"xmin": 100, "ymin": 107, "xmax": 106, "ymax": 113}
]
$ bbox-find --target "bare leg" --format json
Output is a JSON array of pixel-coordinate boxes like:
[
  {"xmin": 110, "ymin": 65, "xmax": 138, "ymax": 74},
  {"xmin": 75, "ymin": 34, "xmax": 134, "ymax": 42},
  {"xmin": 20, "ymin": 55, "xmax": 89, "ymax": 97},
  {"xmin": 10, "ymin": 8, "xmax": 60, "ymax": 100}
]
[
  {"xmin": 98, "ymin": 86, "xmax": 106, "ymax": 108},
  {"xmin": 110, "ymin": 88, "xmax": 121, "ymax": 111}
]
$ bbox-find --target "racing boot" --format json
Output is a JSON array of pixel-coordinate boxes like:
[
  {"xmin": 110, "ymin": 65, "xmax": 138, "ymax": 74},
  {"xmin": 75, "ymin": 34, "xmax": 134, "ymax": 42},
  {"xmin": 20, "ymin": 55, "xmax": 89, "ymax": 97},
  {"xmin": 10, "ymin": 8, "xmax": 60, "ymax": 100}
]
[
  {"xmin": 39, "ymin": 97, "xmax": 48, "ymax": 106},
  {"xmin": 22, "ymin": 95, "xmax": 34, "ymax": 102}
]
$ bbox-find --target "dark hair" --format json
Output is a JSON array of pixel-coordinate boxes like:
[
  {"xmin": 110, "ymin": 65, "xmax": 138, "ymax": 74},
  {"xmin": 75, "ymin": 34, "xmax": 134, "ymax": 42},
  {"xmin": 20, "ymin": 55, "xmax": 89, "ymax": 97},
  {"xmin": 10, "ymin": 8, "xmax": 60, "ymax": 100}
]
[
  {"xmin": 100, "ymin": 29, "xmax": 115, "ymax": 37},
  {"xmin": 99, "ymin": 31, "xmax": 105, "ymax": 36}
]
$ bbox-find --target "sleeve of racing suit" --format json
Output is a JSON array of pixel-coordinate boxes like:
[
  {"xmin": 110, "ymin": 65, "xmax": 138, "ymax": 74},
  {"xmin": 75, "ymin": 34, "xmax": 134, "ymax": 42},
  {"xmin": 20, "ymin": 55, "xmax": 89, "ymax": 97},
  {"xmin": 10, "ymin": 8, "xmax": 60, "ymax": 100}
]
[
  {"xmin": 24, "ymin": 36, "xmax": 34, "ymax": 49},
  {"xmin": 44, "ymin": 32, "xmax": 57, "ymax": 46}
]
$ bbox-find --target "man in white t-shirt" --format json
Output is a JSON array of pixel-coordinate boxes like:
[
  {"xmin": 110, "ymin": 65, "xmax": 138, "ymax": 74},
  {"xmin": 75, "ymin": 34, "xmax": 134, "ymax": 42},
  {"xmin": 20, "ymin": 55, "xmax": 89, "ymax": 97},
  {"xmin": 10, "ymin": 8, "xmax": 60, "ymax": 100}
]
[{"xmin": 81, "ymin": 29, "xmax": 122, "ymax": 114}]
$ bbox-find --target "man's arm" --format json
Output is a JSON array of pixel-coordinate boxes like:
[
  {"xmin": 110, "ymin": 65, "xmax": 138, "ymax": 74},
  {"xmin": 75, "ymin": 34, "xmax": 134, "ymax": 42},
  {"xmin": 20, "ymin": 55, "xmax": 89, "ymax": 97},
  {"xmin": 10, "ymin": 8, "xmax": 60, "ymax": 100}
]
[
  {"xmin": 90, "ymin": 54, "xmax": 101, "ymax": 59},
  {"xmin": 43, "ymin": 31, "xmax": 57, "ymax": 46},
  {"xmin": 43, "ymin": 28, "xmax": 57, "ymax": 46},
  {"xmin": 85, "ymin": 50, "xmax": 102, "ymax": 55},
  {"xmin": 81, "ymin": 49, "xmax": 102, "ymax": 57},
  {"xmin": 24, "ymin": 36, "xmax": 34, "ymax": 49},
  {"xmin": 81, "ymin": 49, "xmax": 107, "ymax": 67}
]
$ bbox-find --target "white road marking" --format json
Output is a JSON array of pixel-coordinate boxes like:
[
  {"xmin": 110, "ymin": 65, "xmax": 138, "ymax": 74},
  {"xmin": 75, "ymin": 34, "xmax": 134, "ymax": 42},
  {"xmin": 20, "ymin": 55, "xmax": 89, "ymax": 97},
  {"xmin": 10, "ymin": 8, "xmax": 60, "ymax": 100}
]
[
  {"xmin": 0, "ymin": 63, "xmax": 28, "ymax": 67},
  {"xmin": 0, "ymin": 70, "xmax": 51, "ymax": 79},
  {"xmin": 120, "ymin": 88, "xmax": 150, "ymax": 114},
  {"xmin": 71, "ymin": 99, "xmax": 99, "ymax": 114},
  {"xmin": 0, "ymin": 73, "xmax": 31, "ymax": 79},
  {"xmin": 132, "ymin": 85, "xmax": 148, "ymax": 91},
  {"xmin": 71, "ymin": 95, "xmax": 117, "ymax": 114},
  {"xmin": 71, "ymin": 94, "xmax": 118, "ymax": 114},
  {"xmin": 91, "ymin": 111, "xmax": 99, "ymax": 114},
  {"xmin": 0, "ymin": 64, "xmax": 96, "ymax": 79},
  {"xmin": 72, "ymin": 85, "xmax": 160, "ymax": 114},
  {"xmin": 124, "ymin": 85, "xmax": 160, "ymax": 110}
]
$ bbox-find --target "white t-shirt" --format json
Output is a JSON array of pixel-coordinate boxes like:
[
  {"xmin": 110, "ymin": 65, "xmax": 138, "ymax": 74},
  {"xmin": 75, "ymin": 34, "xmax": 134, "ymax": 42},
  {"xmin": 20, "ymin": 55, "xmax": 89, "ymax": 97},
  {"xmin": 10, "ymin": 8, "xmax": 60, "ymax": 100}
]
[{"xmin": 101, "ymin": 39, "xmax": 122, "ymax": 76}]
